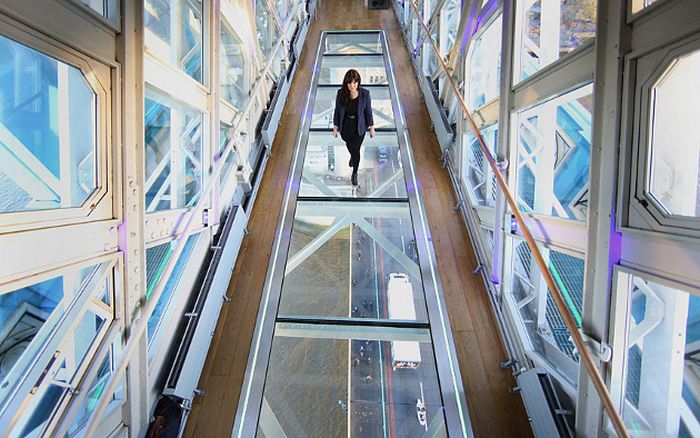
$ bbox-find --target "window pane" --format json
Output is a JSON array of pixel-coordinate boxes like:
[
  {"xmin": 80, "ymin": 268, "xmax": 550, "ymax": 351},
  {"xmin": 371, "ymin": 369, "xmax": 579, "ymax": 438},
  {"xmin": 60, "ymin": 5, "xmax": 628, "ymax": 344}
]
[
  {"xmin": 515, "ymin": 84, "xmax": 592, "ymax": 220},
  {"xmin": 67, "ymin": 336, "xmax": 124, "ymax": 437},
  {"xmin": 80, "ymin": 0, "xmax": 104, "ymax": 15},
  {"xmin": 219, "ymin": 123, "xmax": 238, "ymax": 187},
  {"xmin": 12, "ymin": 308, "xmax": 109, "ymax": 437},
  {"xmin": 508, "ymin": 239, "xmax": 583, "ymax": 385},
  {"xmin": 144, "ymin": 93, "xmax": 203, "ymax": 212},
  {"xmin": 423, "ymin": 28, "xmax": 438, "ymax": 77},
  {"xmin": 145, "ymin": 0, "xmax": 203, "ymax": 82},
  {"xmin": 647, "ymin": 49, "xmax": 700, "ymax": 218},
  {"xmin": 440, "ymin": 0, "xmax": 460, "ymax": 56},
  {"xmin": 324, "ymin": 33, "xmax": 383, "ymax": 55},
  {"xmin": 79, "ymin": 0, "xmax": 119, "ymax": 23},
  {"xmin": 631, "ymin": 0, "xmax": 660, "ymax": 14},
  {"xmin": 467, "ymin": 15, "xmax": 502, "ymax": 110},
  {"xmin": 256, "ymin": 0, "xmax": 280, "ymax": 58},
  {"xmin": 462, "ymin": 124, "xmax": 498, "ymax": 207},
  {"xmin": 146, "ymin": 233, "xmax": 200, "ymax": 344},
  {"xmin": 278, "ymin": 201, "xmax": 427, "ymax": 321},
  {"xmin": 261, "ymin": 324, "xmax": 445, "ymax": 436},
  {"xmin": 275, "ymin": 0, "xmax": 290, "ymax": 22},
  {"xmin": 220, "ymin": 24, "xmax": 247, "ymax": 110},
  {"xmin": 516, "ymin": 0, "xmax": 596, "ymax": 82},
  {"xmin": 0, "ymin": 35, "xmax": 97, "ymax": 214},
  {"xmin": 0, "ymin": 262, "xmax": 104, "ymax": 407},
  {"xmin": 616, "ymin": 273, "xmax": 700, "ymax": 436}
]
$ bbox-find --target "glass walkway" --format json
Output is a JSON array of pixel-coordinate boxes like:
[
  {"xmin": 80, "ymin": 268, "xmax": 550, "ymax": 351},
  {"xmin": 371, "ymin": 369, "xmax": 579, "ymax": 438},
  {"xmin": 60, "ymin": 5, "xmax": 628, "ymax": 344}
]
[{"xmin": 233, "ymin": 31, "xmax": 472, "ymax": 437}]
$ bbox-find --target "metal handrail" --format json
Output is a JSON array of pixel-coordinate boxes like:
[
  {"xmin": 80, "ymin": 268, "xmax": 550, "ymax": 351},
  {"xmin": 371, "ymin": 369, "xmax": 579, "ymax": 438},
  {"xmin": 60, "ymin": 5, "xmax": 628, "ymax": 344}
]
[{"xmin": 403, "ymin": 1, "xmax": 629, "ymax": 436}]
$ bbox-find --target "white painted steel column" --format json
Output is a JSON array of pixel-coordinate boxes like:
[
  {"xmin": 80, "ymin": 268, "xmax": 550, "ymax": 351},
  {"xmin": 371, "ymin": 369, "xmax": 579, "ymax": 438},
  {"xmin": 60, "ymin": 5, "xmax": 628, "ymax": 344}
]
[
  {"xmin": 117, "ymin": 0, "xmax": 148, "ymax": 435},
  {"xmin": 577, "ymin": 1, "xmax": 629, "ymax": 434}
]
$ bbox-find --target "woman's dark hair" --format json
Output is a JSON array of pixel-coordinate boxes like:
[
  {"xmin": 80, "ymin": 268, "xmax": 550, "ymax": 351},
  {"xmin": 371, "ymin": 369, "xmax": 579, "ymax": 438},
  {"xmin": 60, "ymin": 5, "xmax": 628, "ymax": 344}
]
[{"xmin": 340, "ymin": 69, "xmax": 362, "ymax": 103}]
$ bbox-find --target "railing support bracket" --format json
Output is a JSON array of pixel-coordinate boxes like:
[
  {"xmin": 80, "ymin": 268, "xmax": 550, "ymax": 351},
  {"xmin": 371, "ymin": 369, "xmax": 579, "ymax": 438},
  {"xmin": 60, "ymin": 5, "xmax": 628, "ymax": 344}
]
[{"xmin": 580, "ymin": 332, "xmax": 612, "ymax": 363}]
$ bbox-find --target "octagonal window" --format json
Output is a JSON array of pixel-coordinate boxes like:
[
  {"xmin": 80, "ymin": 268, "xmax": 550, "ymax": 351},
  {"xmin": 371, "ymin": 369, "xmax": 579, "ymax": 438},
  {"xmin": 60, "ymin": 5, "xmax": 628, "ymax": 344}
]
[
  {"xmin": 0, "ymin": 35, "xmax": 97, "ymax": 214},
  {"xmin": 647, "ymin": 49, "xmax": 700, "ymax": 217}
]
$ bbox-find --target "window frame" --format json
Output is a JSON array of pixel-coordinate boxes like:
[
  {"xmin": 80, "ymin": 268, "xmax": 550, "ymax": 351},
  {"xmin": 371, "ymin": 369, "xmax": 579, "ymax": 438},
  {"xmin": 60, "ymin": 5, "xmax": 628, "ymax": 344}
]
[
  {"xmin": 607, "ymin": 264, "xmax": 700, "ymax": 436},
  {"xmin": 0, "ymin": 17, "xmax": 114, "ymax": 233},
  {"xmin": 0, "ymin": 254, "xmax": 121, "ymax": 434},
  {"xmin": 219, "ymin": 17, "xmax": 250, "ymax": 113},
  {"xmin": 619, "ymin": 33, "xmax": 700, "ymax": 239}
]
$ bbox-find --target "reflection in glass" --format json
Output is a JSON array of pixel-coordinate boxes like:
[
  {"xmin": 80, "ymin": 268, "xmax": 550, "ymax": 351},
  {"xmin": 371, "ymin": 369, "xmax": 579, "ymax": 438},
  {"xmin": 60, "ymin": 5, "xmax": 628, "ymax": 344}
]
[
  {"xmin": 648, "ymin": 49, "xmax": 700, "ymax": 217},
  {"xmin": 324, "ymin": 33, "xmax": 383, "ymax": 55},
  {"xmin": 145, "ymin": 0, "xmax": 203, "ymax": 82},
  {"xmin": 319, "ymin": 55, "xmax": 387, "ymax": 85},
  {"xmin": 260, "ymin": 324, "xmax": 444, "ymax": 437},
  {"xmin": 67, "ymin": 337, "xmax": 124, "ymax": 437},
  {"xmin": 256, "ymin": 0, "xmax": 280, "ymax": 58},
  {"xmin": 0, "ymin": 263, "xmax": 103, "ymax": 408},
  {"xmin": 0, "ymin": 35, "xmax": 97, "ymax": 214},
  {"xmin": 275, "ymin": 0, "xmax": 290, "ymax": 22},
  {"xmin": 462, "ymin": 124, "xmax": 498, "ymax": 207},
  {"xmin": 423, "ymin": 28, "xmax": 439, "ymax": 77},
  {"xmin": 439, "ymin": 0, "xmax": 460, "ymax": 57},
  {"xmin": 631, "ymin": 0, "xmax": 659, "ymax": 14},
  {"xmin": 220, "ymin": 24, "xmax": 247, "ymax": 110},
  {"xmin": 11, "ymin": 305, "xmax": 111, "ymax": 437},
  {"xmin": 81, "ymin": 0, "xmax": 104, "ymax": 14},
  {"xmin": 144, "ymin": 93, "xmax": 203, "ymax": 212},
  {"xmin": 516, "ymin": 0, "xmax": 596, "ymax": 82},
  {"xmin": 219, "ymin": 123, "xmax": 238, "ymax": 187},
  {"xmin": 508, "ymin": 239, "xmax": 583, "ymax": 385},
  {"xmin": 299, "ymin": 132, "xmax": 406, "ymax": 198},
  {"xmin": 312, "ymin": 87, "xmax": 394, "ymax": 130},
  {"xmin": 467, "ymin": 14, "xmax": 502, "ymax": 110},
  {"xmin": 146, "ymin": 233, "xmax": 200, "ymax": 344},
  {"xmin": 280, "ymin": 201, "xmax": 427, "ymax": 321},
  {"xmin": 515, "ymin": 84, "xmax": 592, "ymax": 220},
  {"xmin": 616, "ymin": 273, "xmax": 700, "ymax": 436}
]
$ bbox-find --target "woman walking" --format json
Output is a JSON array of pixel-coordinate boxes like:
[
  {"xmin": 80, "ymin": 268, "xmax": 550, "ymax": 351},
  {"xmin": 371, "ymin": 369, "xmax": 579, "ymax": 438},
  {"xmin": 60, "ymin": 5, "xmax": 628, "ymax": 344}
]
[{"xmin": 332, "ymin": 69, "xmax": 375, "ymax": 186}]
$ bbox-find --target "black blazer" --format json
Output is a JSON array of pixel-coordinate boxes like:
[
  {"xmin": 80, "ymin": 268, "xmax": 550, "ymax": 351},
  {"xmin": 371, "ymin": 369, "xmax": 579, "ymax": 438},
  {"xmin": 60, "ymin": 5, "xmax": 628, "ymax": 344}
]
[{"xmin": 333, "ymin": 87, "xmax": 374, "ymax": 136}]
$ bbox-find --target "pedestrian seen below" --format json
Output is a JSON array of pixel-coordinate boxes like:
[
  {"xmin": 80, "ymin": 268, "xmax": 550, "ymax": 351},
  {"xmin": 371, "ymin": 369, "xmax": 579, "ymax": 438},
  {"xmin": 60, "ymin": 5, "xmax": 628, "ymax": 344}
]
[{"xmin": 332, "ymin": 69, "xmax": 375, "ymax": 186}]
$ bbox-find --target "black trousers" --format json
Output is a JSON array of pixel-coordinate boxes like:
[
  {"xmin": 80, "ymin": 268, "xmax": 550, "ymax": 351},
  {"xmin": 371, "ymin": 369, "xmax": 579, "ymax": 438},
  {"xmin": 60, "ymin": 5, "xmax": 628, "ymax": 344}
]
[{"xmin": 343, "ymin": 133, "xmax": 365, "ymax": 172}]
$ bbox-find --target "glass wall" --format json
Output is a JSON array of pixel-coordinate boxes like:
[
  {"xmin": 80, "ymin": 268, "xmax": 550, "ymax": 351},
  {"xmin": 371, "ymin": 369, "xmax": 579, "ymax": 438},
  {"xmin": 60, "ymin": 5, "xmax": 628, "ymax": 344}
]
[
  {"xmin": 466, "ymin": 14, "xmax": 502, "ymax": 110},
  {"xmin": 0, "ymin": 34, "xmax": 97, "ymax": 214},
  {"xmin": 0, "ymin": 0, "xmax": 306, "ymax": 434},
  {"xmin": 514, "ymin": 84, "xmax": 592, "ymax": 221},
  {"xmin": 220, "ymin": 23, "xmax": 248, "ymax": 111},
  {"xmin": 144, "ymin": 93, "xmax": 204, "ymax": 212},
  {"xmin": 515, "ymin": 0, "xmax": 596, "ymax": 82},
  {"xmin": 145, "ymin": 0, "xmax": 203, "ymax": 82},
  {"xmin": 462, "ymin": 124, "xmax": 498, "ymax": 207},
  {"xmin": 256, "ymin": 0, "xmax": 280, "ymax": 58},
  {"xmin": 506, "ymin": 239, "xmax": 583, "ymax": 385},
  {"xmin": 611, "ymin": 271, "xmax": 700, "ymax": 437}
]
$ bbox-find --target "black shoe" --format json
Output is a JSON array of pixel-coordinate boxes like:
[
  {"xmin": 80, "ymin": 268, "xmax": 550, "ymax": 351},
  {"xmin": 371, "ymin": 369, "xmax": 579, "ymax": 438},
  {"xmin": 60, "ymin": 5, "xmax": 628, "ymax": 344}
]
[{"xmin": 351, "ymin": 172, "xmax": 358, "ymax": 186}]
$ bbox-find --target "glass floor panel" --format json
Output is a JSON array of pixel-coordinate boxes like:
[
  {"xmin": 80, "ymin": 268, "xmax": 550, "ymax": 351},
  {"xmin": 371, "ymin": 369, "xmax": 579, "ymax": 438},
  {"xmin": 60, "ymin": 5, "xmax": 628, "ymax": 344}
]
[
  {"xmin": 312, "ymin": 86, "xmax": 395, "ymax": 130},
  {"xmin": 279, "ymin": 200, "xmax": 427, "ymax": 322},
  {"xmin": 323, "ymin": 32, "xmax": 383, "ymax": 55},
  {"xmin": 237, "ymin": 30, "xmax": 470, "ymax": 438},
  {"xmin": 300, "ymin": 132, "xmax": 407, "ymax": 199},
  {"xmin": 318, "ymin": 55, "xmax": 387, "ymax": 85},
  {"xmin": 258, "ymin": 323, "xmax": 445, "ymax": 438}
]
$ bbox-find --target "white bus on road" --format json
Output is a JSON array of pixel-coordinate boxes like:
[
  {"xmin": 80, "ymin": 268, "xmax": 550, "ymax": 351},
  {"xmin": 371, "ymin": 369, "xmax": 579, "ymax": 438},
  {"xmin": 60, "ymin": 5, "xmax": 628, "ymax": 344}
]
[{"xmin": 387, "ymin": 273, "xmax": 421, "ymax": 370}]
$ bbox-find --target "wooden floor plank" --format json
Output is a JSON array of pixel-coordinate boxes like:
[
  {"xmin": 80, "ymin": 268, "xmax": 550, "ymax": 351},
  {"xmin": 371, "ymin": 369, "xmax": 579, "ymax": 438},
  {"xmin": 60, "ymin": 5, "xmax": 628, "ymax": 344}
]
[{"xmin": 184, "ymin": 2, "xmax": 532, "ymax": 436}]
